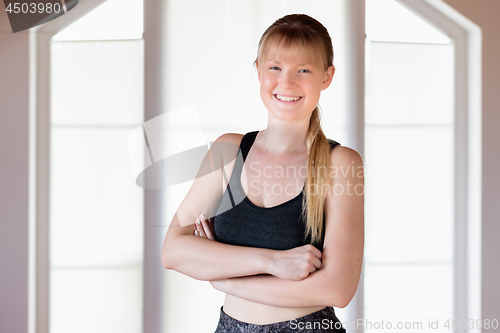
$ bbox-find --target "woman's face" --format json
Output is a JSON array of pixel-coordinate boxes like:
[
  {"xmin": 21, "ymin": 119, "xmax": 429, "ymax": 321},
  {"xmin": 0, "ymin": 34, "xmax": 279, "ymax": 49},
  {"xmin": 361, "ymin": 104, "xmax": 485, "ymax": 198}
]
[{"xmin": 257, "ymin": 47, "xmax": 334, "ymax": 124}]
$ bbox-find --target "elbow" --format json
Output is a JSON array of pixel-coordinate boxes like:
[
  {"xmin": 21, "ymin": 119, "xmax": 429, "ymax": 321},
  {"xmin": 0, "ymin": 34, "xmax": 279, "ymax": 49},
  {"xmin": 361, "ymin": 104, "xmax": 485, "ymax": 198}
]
[
  {"xmin": 161, "ymin": 229, "xmax": 187, "ymax": 270},
  {"xmin": 331, "ymin": 294, "xmax": 353, "ymax": 309},
  {"xmin": 320, "ymin": 267, "xmax": 361, "ymax": 308},
  {"xmin": 161, "ymin": 241, "xmax": 177, "ymax": 270},
  {"xmin": 325, "ymin": 292, "xmax": 354, "ymax": 309},
  {"xmin": 161, "ymin": 250, "xmax": 172, "ymax": 270},
  {"xmin": 323, "ymin": 281, "xmax": 358, "ymax": 308}
]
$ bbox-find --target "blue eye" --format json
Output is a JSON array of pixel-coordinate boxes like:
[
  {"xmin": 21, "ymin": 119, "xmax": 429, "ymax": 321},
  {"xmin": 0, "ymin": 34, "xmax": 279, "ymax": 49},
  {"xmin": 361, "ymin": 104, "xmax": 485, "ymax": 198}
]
[
  {"xmin": 300, "ymin": 69, "xmax": 311, "ymax": 73},
  {"xmin": 270, "ymin": 66, "xmax": 281, "ymax": 71}
]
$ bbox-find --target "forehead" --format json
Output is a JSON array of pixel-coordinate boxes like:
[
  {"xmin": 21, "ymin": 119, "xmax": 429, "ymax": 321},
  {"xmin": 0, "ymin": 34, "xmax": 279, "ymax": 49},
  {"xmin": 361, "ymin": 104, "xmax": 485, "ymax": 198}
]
[{"xmin": 260, "ymin": 38, "xmax": 325, "ymax": 69}]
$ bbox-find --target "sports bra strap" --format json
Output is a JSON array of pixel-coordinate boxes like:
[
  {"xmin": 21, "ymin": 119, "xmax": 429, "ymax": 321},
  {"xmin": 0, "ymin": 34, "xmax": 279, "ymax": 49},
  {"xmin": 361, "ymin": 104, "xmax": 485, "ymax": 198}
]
[{"xmin": 240, "ymin": 131, "xmax": 259, "ymax": 161}]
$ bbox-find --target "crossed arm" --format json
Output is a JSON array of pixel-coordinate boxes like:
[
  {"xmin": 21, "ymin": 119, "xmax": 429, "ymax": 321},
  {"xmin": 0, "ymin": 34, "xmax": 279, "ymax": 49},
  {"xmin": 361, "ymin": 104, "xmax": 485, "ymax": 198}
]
[
  {"xmin": 198, "ymin": 214, "xmax": 361, "ymax": 309},
  {"xmin": 162, "ymin": 134, "xmax": 364, "ymax": 309}
]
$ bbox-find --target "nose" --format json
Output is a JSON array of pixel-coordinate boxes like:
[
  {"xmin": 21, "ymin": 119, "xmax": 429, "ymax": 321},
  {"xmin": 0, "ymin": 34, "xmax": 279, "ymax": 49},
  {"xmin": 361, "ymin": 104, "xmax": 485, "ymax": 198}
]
[{"xmin": 279, "ymin": 70, "xmax": 296, "ymax": 88}]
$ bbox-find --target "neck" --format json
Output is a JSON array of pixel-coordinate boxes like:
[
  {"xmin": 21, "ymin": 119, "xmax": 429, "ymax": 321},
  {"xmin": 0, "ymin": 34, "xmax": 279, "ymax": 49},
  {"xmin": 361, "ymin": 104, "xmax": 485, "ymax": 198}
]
[{"xmin": 260, "ymin": 117, "xmax": 310, "ymax": 155}]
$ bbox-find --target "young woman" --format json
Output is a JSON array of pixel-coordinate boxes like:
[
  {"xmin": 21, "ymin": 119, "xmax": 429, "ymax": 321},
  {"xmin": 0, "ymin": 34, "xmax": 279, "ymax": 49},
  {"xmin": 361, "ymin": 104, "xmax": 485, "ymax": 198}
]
[{"xmin": 162, "ymin": 14, "xmax": 364, "ymax": 332}]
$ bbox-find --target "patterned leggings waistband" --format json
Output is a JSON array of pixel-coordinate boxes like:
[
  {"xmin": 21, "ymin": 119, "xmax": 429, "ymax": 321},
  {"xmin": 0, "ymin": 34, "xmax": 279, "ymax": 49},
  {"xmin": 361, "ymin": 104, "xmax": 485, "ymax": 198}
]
[{"xmin": 214, "ymin": 306, "xmax": 347, "ymax": 333}]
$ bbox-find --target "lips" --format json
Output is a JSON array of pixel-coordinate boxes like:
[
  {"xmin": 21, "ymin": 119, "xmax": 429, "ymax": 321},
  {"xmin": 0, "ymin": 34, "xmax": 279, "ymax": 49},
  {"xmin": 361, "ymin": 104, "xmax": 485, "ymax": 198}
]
[{"xmin": 274, "ymin": 94, "xmax": 302, "ymax": 102}]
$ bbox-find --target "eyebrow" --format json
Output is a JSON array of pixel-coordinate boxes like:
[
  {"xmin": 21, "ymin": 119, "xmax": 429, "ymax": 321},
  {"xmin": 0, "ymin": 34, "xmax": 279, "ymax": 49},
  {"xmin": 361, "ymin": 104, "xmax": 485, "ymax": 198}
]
[{"xmin": 265, "ymin": 60, "xmax": 313, "ymax": 66}]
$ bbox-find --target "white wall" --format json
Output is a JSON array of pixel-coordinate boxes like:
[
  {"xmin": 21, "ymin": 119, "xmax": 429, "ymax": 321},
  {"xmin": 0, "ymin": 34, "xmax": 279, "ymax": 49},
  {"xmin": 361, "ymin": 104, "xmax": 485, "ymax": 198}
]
[
  {"xmin": 0, "ymin": 1, "xmax": 499, "ymax": 332},
  {"xmin": 0, "ymin": 7, "xmax": 30, "ymax": 333},
  {"xmin": 442, "ymin": 0, "xmax": 500, "ymax": 322}
]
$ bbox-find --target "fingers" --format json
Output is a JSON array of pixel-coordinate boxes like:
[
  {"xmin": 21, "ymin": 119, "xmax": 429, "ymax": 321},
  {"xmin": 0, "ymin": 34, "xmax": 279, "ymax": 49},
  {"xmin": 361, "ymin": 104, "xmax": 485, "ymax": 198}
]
[
  {"xmin": 302, "ymin": 252, "xmax": 322, "ymax": 275},
  {"xmin": 307, "ymin": 244, "xmax": 322, "ymax": 260},
  {"xmin": 307, "ymin": 245, "xmax": 323, "ymax": 272},
  {"xmin": 312, "ymin": 256, "xmax": 322, "ymax": 271},
  {"xmin": 195, "ymin": 217, "xmax": 207, "ymax": 238},
  {"xmin": 302, "ymin": 245, "xmax": 322, "ymax": 275},
  {"xmin": 193, "ymin": 214, "xmax": 216, "ymax": 241},
  {"xmin": 200, "ymin": 214, "xmax": 216, "ymax": 241},
  {"xmin": 270, "ymin": 245, "xmax": 324, "ymax": 280}
]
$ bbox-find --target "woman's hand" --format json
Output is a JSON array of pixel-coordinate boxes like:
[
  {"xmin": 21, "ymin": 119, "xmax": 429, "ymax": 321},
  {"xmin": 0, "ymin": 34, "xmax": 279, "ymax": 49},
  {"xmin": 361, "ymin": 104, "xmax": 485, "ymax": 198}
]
[
  {"xmin": 268, "ymin": 244, "xmax": 322, "ymax": 281},
  {"xmin": 193, "ymin": 213, "xmax": 217, "ymax": 241},
  {"xmin": 209, "ymin": 247, "xmax": 324, "ymax": 306}
]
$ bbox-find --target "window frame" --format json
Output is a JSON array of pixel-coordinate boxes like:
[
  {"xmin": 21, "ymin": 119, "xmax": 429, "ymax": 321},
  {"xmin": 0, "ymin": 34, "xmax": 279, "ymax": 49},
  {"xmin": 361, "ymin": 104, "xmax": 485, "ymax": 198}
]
[
  {"xmin": 32, "ymin": 1, "xmax": 481, "ymax": 332},
  {"xmin": 346, "ymin": 0, "xmax": 480, "ymax": 331},
  {"xmin": 32, "ymin": 1, "xmax": 124, "ymax": 333},
  {"xmin": 367, "ymin": 1, "xmax": 480, "ymax": 332}
]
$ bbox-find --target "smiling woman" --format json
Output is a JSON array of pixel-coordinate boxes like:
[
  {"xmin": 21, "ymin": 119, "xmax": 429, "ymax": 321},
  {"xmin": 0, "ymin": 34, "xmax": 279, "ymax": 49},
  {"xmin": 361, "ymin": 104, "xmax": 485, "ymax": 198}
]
[
  {"xmin": 162, "ymin": 13, "xmax": 364, "ymax": 333},
  {"xmin": 256, "ymin": 26, "xmax": 335, "ymax": 125},
  {"xmin": 257, "ymin": 56, "xmax": 334, "ymax": 123}
]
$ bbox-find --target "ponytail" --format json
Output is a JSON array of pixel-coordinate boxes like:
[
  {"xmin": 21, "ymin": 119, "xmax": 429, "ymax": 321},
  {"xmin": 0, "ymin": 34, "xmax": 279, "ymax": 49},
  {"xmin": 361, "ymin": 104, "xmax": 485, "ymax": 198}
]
[{"xmin": 302, "ymin": 106, "xmax": 331, "ymax": 245}]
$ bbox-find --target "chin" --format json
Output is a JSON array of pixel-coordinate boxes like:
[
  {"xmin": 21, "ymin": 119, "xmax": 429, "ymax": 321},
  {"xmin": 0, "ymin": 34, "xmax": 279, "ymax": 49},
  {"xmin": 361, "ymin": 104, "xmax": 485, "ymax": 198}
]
[{"xmin": 269, "ymin": 110, "xmax": 311, "ymax": 123}]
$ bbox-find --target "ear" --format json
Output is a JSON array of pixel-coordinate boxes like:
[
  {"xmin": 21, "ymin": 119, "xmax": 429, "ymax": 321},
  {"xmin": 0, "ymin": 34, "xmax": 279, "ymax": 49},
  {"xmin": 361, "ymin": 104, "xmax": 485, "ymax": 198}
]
[
  {"xmin": 321, "ymin": 65, "xmax": 335, "ymax": 90},
  {"xmin": 256, "ymin": 61, "xmax": 262, "ymax": 83}
]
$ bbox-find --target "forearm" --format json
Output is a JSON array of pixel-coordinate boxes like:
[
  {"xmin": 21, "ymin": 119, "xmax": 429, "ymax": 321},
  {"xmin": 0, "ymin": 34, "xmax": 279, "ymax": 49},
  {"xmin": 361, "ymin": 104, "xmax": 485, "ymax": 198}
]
[
  {"xmin": 212, "ymin": 269, "xmax": 352, "ymax": 308},
  {"xmin": 162, "ymin": 233, "xmax": 273, "ymax": 281}
]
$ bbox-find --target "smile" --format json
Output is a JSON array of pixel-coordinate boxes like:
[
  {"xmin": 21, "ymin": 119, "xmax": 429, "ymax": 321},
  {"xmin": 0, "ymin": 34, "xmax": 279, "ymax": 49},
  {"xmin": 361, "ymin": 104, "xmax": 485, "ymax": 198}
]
[{"xmin": 274, "ymin": 94, "xmax": 302, "ymax": 102}]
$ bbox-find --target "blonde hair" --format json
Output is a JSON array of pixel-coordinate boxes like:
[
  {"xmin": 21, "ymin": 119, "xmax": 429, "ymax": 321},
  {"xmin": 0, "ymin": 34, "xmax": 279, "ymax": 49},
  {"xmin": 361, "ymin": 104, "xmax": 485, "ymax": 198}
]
[{"xmin": 255, "ymin": 14, "xmax": 334, "ymax": 245}]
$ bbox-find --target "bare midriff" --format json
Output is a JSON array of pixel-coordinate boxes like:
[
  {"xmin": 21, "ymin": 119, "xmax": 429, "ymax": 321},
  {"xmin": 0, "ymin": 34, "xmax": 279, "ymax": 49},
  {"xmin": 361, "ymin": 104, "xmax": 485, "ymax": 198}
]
[{"xmin": 222, "ymin": 294, "xmax": 326, "ymax": 325}]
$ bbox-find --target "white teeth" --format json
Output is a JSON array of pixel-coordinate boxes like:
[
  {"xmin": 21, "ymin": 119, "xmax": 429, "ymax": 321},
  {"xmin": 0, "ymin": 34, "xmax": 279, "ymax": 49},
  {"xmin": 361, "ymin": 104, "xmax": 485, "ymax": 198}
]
[{"xmin": 275, "ymin": 94, "xmax": 300, "ymax": 102}]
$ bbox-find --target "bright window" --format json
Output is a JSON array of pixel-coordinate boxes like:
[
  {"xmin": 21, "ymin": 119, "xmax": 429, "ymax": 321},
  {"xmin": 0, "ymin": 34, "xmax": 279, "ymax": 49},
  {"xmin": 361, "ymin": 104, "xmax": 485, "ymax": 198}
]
[
  {"xmin": 365, "ymin": 0, "xmax": 454, "ymax": 330},
  {"xmin": 49, "ymin": 0, "xmax": 144, "ymax": 332}
]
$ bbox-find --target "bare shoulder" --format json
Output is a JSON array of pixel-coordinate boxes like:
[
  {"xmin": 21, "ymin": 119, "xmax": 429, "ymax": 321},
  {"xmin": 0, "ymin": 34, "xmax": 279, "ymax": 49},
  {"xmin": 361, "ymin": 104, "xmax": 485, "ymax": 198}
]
[
  {"xmin": 214, "ymin": 132, "xmax": 244, "ymax": 144},
  {"xmin": 330, "ymin": 145, "xmax": 364, "ymax": 170},
  {"xmin": 210, "ymin": 133, "xmax": 245, "ymax": 162}
]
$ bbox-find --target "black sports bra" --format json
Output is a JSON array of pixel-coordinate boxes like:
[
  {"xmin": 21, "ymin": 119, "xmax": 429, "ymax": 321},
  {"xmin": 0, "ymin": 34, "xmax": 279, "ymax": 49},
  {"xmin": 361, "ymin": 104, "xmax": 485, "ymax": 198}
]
[{"xmin": 212, "ymin": 131, "xmax": 340, "ymax": 251}]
